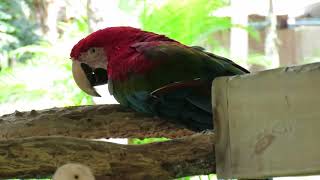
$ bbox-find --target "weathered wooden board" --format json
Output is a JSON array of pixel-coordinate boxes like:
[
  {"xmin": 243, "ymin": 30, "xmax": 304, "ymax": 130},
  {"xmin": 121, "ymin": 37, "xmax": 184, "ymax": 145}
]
[{"xmin": 213, "ymin": 62, "xmax": 320, "ymax": 179}]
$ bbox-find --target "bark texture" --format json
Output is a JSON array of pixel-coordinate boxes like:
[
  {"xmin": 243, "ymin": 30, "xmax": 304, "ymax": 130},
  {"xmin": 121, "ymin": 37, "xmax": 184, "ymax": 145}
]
[
  {"xmin": 0, "ymin": 133, "xmax": 215, "ymax": 179},
  {"xmin": 0, "ymin": 104, "xmax": 194, "ymax": 140}
]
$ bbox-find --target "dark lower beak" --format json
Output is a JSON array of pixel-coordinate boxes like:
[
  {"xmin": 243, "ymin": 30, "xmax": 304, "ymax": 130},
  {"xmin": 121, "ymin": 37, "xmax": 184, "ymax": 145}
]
[{"xmin": 72, "ymin": 61, "xmax": 108, "ymax": 97}]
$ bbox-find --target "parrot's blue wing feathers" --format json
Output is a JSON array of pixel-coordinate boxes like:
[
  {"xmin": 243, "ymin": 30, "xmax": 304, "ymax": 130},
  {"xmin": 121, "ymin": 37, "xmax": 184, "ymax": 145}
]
[
  {"xmin": 145, "ymin": 79, "xmax": 213, "ymax": 130},
  {"xmin": 150, "ymin": 79, "xmax": 212, "ymax": 113},
  {"xmin": 151, "ymin": 90, "xmax": 213, "ymax": 130},
  {"xmin": 123, "ymin": 84, "xmax": 213, "ymax": 131},
  {"xmin": 125, "ymin": 91, "xmax": 151, "ymax": 113}
]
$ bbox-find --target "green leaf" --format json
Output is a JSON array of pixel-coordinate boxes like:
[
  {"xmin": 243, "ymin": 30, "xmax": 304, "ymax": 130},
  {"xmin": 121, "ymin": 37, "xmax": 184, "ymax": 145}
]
[
  {"xmin": 9, "ymin": 42, "xmax": 51, "ymax": 59},
  {"xmin": 129, "ymin": 137, "xmax": 170, "ymax": 144},
  {"xmin": 0, "ymin": 11, "xmax": 12, "ymax": 20},
  {"xmin": 0, "ymin": 32, "xmax": 18, "ymax": 44},
  {"xmin": 0, "ymin": 21, "xmax": 15, "ymax": 33},
  {"xmin": 140, "ymin": 0, "xmax": 230, "ymax": 45}
]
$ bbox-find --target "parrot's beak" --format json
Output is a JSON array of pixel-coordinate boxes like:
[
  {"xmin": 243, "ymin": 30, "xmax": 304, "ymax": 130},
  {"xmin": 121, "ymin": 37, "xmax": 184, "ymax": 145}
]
[{"xmin": 72, "ymin": 61, "xmax": 108, "ymax": 97}]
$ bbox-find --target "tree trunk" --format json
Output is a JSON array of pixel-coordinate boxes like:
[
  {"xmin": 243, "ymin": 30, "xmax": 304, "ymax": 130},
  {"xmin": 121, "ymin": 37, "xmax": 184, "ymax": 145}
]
[
  {"xmin": 33, "ymin": 0, "xmax": 49, "ymax": 35},
  {"xmin": 87, "ymin": 0, "xmax": 94, "ymax": 32},
  {"xmin": 265, "ymin": 0, "xmax": 279, "ymax": 69},
  {"xmin": 0, "ymin": 133, "xmax": 215, "ymax": 179},
  {"xmin": 230, "ymin": 0, "xmax": 249, "ymax": 69}
]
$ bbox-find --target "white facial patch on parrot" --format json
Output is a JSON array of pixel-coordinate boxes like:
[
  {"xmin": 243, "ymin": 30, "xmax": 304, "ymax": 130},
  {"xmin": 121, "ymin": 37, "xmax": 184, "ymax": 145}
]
[{"xmin": 78, "ymin": 47, "xmax": 107, "ymax": 70}]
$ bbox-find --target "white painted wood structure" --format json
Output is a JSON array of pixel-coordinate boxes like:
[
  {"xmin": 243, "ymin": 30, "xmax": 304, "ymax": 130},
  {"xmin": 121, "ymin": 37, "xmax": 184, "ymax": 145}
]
[{"xmin": 213, "ymin": 62, "xmax": 320, "ymax": 179}]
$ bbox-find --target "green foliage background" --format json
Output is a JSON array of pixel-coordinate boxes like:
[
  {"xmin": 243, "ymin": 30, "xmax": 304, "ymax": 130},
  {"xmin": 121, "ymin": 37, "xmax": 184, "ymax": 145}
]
[
  {"xmin": 0, "ymin": 0, "xmax": 40, "ymax": 64},
  {"xmin": 0, "ymin": 0, "xmax": 259, "ymax": 179},
  {"xmin": 0, "ymin": 3, "xmax": 92, "ymax": 112},
  {"xmin": 1, "ymin": 0, "xmax": 227, "ymax": 179},
  {"xmin": 140, "ymin": 0, "xmax": 230, "ymax": 45}
]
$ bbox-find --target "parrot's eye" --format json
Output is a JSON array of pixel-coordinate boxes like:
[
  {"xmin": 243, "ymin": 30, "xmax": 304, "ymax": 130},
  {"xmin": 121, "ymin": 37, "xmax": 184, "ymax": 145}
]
[{"xmin": 89, "ymin": 48, "xmax": 96, "ymax": 54}]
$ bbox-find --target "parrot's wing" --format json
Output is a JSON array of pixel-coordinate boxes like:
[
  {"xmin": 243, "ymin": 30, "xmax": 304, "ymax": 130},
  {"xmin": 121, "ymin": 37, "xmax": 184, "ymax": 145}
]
[
  {"xmin": 121, "ymin": 41, "xmax": 249, "ymax": 130},
  {"xmin": 190, "ymin": 46, "xmax": 250, "ymax": 73},
  {"xmin": 131, "ymin": 41, "xmax": 249, "ymax": 77},
  {"xmin": 150, "ymin": 78, "xmax": 211, "ymax": 113}
]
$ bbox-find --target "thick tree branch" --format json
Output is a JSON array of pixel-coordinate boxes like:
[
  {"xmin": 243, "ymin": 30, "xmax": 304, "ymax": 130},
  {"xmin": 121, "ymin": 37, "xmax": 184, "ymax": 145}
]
[
  {"xmin": 0, "ymin": 104, "xmax": 194, "ymax": 139},
  {"xmin": 0, "ymin": 133, "xmax": 215, "ymax": 179}
]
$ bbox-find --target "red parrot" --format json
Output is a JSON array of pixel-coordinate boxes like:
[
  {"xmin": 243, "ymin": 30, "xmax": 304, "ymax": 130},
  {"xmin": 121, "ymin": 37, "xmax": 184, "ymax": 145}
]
[{"xmin": 70, "ymin": 26, "xmax": 249, "ymax": 131}]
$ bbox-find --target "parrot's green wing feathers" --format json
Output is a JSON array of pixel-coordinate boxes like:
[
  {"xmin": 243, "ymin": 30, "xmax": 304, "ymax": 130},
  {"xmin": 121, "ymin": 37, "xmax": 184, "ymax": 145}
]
[
  {"xmin": 132, "ymin": 41, "xmax": 249, "ymax": 80},
  {"xmin": 191, "ymin": 46, "xmax": 250, "ymax": 74},
  {"xmin": 112, "ymin": 41, "xmax": 249, "ymax": 130}
]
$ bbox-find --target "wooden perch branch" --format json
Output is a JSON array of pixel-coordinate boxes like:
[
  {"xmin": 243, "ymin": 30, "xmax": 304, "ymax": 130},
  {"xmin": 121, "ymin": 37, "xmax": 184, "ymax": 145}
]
[
  {"xmin": 0, "ymin": 133, "xmax": 216, "ymax": 179},
  {"xmin": 0, "ymin": 104, "xmax": 215, "ymax": 178},
  {"xmin": 0, "ymin": 104, "xmax": 194, "ymax": 139}
]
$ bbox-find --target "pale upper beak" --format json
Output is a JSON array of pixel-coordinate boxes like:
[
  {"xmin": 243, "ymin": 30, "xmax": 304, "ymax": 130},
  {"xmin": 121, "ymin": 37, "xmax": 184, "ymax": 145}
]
[{"xmin": 72, "ymin": 60, "xmax": 108, "ymax": 97}]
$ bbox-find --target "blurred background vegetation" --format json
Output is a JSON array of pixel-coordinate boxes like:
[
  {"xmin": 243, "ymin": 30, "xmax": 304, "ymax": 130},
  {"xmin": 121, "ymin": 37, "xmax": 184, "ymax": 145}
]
[
  {"xmin": 0, "ymin": 0, "xmax": 231, "ymax": 179},
  {"xmin": 3, "ymin": 0, "xmax": 305, "ymax": 115},
  {"xmin": 0, "ymin": 0, "xmax": 258, "ymax": 115},
  {"xmin": 1, "ymin": 0, "xmax": 320, "ymax": 179},
  {"xmin": 0, "ymin": 0, "xmax": 236, "ymax": 115}
]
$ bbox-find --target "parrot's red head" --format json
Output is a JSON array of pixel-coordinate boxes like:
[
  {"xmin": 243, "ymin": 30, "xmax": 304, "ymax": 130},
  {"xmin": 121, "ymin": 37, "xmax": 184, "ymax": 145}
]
[
  {"xmin": 70, "ymin": 26, "xmax": 145, "ymax": 60},
  {"xmin": 70, "ymin": 26, "xmax": 154, "ymax": 97}
]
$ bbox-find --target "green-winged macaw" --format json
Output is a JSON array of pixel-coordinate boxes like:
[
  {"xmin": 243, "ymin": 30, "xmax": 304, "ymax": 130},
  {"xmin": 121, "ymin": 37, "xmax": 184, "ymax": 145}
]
[{"xmin": 70, "ymin": 26, "xmax": 249, "ymax": 131}]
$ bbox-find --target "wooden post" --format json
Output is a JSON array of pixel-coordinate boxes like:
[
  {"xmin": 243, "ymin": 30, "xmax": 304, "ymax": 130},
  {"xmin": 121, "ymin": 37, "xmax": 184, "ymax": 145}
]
[{"xmin": 213, "ymin": 62, "xmax": 320, "ymax": 179}]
